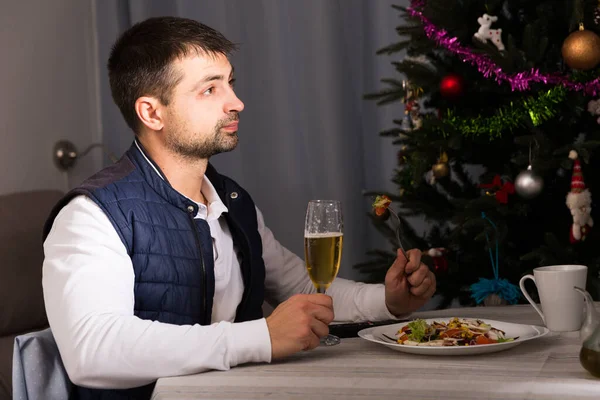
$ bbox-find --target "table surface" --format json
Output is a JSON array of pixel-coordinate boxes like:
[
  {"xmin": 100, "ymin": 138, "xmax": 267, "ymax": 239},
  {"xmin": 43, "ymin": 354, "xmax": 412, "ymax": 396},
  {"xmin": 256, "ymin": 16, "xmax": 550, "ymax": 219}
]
[{"xmin": 151, "ymin": 304, "xmax": 600, "ymax": 400}]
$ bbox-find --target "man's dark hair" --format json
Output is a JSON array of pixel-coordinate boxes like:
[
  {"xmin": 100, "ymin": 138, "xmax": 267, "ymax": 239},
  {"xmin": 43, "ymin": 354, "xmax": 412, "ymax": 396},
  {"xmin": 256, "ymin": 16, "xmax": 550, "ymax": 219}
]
[{"xmin": 108, "ymin": 17, "xmax": 237, "ymax": 134}]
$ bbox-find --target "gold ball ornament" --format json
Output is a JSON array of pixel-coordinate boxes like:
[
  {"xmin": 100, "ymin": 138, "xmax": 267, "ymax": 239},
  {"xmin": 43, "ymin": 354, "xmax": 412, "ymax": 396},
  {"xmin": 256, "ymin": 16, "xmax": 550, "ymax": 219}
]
[
  {"xmin": 562, "ymin": 23, "xmax": 600, "ymax": 70},
  {"xmin": 432, "ymin": 152, "xmax": 450, "ymax": 179},
  {"xmin": 432, "ymin": 163, "xmax": 450, "ymax": 178}
]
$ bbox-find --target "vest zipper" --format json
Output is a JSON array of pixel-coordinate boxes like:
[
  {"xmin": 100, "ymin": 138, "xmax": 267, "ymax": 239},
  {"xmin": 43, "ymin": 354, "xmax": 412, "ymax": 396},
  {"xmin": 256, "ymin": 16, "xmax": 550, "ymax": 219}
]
[{"xmin": 187, "ymin": 210, "xmax": 209, "ymax": 325}]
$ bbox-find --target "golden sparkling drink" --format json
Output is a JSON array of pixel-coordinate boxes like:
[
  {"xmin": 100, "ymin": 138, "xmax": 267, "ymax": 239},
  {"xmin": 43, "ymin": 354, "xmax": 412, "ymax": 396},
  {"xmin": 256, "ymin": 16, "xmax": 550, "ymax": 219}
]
[{"xmin": 304, "ymin": 233, "xmax": 343, "ymax": 292}]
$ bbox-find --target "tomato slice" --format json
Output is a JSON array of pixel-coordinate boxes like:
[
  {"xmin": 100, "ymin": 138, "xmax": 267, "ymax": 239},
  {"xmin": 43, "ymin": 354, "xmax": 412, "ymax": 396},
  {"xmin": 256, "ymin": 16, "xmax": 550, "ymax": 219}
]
[
  {"xmin": 440, "ymin": 328, "xmax": 462, "ymax": 338},
  {"xmin": 475, "ymin": 335, "xmax": 497, "ymax": 345}
]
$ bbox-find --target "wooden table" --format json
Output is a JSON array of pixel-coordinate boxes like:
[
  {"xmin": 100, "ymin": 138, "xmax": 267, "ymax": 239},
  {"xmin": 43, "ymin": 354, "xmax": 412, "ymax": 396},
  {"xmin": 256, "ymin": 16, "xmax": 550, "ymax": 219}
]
[{"xmin": 151, "ymin": 304, "xmax": 600, "ymax": 399}]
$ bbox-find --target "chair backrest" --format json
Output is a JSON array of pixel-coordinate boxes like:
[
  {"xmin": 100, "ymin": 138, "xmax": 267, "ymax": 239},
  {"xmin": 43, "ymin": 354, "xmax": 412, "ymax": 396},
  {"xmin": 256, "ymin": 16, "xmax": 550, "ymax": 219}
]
[
  {"xmin": 0, "ymin": 189, "xmax": 64, "ymax": 336},
  {"xmin": 12, "ymin": 328, "xmax": 71, "ymax": 400},
  {"xmin": 0, "ymin": 189, "xmax": 64, "ymax": 398}
]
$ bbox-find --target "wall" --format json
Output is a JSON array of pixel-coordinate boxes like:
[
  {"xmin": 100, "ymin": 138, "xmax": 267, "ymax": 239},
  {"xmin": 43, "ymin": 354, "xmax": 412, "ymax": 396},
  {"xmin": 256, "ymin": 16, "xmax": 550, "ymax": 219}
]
[{"xmin": 0, "ymin": 0, "xmax": 101, "ymax": 196}]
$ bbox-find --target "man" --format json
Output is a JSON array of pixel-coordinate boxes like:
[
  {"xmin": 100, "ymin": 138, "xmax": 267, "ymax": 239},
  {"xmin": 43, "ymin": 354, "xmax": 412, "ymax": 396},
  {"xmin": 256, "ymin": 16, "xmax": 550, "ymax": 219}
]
[{"xmin": 42, "ymin": 16, "xmax": 436, "ymax": 399}]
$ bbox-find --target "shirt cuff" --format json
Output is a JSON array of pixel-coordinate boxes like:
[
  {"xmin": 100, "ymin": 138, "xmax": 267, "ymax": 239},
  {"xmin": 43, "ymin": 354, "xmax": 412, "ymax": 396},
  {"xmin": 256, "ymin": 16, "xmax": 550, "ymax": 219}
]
[
  {"xmin": 229, "ymin": 318, "xmax": 272, "ymax": 366},
  {"xmin": 362, "ymin": 284, "xmax": 411, "ymax": 321}
]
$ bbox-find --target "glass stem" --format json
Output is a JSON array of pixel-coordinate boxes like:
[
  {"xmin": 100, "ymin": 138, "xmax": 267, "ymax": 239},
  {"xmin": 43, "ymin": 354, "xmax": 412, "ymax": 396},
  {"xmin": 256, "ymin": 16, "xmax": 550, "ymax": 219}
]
[{"xmin": 315, "ymin": 285, "xmax": 340, "ymax": 345}]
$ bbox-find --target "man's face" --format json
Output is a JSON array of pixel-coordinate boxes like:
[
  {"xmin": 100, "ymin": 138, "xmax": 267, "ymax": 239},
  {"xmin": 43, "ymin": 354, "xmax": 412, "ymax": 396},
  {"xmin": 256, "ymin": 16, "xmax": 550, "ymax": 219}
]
[{"xmin": 162, "ymin": 52, "xmax": 244, "ymax": 160}]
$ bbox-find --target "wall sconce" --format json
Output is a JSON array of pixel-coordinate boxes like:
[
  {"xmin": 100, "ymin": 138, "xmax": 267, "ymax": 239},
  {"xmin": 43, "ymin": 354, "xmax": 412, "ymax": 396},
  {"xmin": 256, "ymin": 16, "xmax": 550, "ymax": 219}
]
[{"xmin": 53, "ymin": 140, "xmax": 117, "ymax": 171}]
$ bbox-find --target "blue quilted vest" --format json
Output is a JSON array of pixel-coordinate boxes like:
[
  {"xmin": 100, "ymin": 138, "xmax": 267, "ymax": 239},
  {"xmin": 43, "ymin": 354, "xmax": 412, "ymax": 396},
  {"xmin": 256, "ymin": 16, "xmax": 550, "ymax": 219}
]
[{"xmin": 43, "ymin": 141, "xmax": 266, "ymax": 399}]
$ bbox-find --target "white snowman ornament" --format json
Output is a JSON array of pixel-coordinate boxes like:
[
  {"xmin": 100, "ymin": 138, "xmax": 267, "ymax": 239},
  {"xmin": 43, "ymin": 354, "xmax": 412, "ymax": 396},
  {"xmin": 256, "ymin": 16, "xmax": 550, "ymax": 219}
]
[
  {"xmin": 474, "ymin": 13, "xmax": 505, "ymax": 51},
  {"xmin": 588, "ymin": 98, "xmax": 600, "ymax": 124}
]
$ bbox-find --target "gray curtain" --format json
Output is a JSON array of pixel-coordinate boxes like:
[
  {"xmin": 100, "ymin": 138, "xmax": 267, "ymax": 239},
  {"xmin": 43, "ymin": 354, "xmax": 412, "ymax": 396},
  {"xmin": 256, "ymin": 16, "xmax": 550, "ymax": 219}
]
[{"xmin": 94, "ymin": 0, "xmax": 408, "ymax": 281}]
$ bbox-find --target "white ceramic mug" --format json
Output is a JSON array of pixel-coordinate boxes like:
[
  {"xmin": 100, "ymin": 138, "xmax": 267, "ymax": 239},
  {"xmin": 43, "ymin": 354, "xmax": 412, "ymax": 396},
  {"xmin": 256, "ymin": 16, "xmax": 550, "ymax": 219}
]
[{"xmin": 519, "ymin": 265, "xmax": 587, "ymax": 331}]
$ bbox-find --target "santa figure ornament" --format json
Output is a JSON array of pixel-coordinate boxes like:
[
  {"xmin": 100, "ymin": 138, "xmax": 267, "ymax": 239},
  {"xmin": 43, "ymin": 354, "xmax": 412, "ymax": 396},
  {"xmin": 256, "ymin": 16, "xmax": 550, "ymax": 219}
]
[{"xmin": 566, "ymin": 150, "xmax": 594, "ymax": 243}]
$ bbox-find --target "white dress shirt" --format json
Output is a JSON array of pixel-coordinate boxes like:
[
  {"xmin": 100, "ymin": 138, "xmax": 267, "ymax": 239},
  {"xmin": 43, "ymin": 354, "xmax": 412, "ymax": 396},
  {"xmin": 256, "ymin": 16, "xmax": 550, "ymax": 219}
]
[{"xmin": 42, "ymin": 159, "xmax": 399, "ymax": 390}]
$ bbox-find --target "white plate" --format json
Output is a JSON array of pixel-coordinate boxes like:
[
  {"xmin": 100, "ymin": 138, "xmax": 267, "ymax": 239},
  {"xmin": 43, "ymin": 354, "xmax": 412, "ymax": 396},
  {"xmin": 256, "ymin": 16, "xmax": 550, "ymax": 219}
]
[{"xmin": 357, "ymin": 318, "xmax": 549, "ymax": 355}]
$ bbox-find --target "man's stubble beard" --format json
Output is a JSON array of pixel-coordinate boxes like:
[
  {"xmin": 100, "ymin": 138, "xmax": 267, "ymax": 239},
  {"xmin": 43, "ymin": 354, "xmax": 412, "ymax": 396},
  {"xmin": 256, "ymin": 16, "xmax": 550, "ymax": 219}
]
[{"xmin": 165, "ymin": 113, "xmax": 239, "ymax": 160}]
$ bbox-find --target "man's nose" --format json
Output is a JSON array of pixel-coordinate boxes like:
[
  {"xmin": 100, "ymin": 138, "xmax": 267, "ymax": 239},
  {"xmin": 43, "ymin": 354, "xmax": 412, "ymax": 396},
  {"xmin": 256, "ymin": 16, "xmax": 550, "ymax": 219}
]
[{"xmin": 226, "ymin": 92, "xmax": 244, "ymax": 113}]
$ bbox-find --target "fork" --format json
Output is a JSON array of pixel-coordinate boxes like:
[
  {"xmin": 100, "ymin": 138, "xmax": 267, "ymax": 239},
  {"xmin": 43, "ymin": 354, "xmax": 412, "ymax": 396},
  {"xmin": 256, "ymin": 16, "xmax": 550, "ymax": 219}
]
[
  {"xmin": 381, "ymin": 333, "xmax": 399, "ymax": 343},
  {"xmin": 386, "ymin": 207, "xmax": 409, "ymax": 262}
]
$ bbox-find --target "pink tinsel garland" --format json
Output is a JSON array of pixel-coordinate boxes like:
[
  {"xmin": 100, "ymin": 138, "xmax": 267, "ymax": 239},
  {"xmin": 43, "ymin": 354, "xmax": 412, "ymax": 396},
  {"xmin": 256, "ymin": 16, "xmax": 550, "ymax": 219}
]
[{"xmin": 407, "ymin": 0, "xmax": 600, "ymax": 95}]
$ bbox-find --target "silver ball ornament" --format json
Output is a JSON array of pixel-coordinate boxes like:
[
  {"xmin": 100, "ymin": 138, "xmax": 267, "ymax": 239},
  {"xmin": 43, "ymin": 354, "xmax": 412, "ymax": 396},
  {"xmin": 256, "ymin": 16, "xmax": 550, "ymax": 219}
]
[{"xmin": 515, "ymin": 166, "xmax": 543, "ymax": 199}]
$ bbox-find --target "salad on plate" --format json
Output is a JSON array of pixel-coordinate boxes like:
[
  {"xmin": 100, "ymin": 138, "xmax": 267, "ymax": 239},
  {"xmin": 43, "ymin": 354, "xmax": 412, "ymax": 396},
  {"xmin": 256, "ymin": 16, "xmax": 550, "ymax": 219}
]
[{"xmin": 395, "ymin": 317, "xmax": 517, "ymax": 347}]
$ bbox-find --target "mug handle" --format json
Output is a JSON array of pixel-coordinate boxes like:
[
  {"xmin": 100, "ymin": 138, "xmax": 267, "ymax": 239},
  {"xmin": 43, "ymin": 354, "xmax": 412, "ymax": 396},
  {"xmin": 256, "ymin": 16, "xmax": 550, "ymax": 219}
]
[{"xmin": 519, "ymin": 274, "xmax": 546, "ymax": 325}]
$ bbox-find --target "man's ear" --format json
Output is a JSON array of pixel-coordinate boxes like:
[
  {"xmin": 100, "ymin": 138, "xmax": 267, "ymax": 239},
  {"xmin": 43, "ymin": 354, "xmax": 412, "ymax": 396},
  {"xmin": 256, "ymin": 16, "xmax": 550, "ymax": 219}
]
[{"xmin": 135, "ymin": 96, "xmax": 164, "ymax": 131}]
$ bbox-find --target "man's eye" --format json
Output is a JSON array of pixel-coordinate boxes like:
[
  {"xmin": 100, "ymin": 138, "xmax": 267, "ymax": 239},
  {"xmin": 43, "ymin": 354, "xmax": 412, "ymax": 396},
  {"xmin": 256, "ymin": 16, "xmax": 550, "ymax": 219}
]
[
  {"xmin": 203, "ymin": 87, "xmax": 214, "ymax": 95},
  {"xmin": 229, "ymin": 78, "xmax": 236, "ymax": 87}
]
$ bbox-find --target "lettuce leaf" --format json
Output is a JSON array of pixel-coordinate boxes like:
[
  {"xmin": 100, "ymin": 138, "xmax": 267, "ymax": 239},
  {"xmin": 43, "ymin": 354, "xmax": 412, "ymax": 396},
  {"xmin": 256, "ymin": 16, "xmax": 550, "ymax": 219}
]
[
  {"xmin": 407, "ymin": 319, "xmax": 429, "ymax": 342},
  {"xmin": 497, "ymin": 337, "xmax": 514, "ymax": 343}
]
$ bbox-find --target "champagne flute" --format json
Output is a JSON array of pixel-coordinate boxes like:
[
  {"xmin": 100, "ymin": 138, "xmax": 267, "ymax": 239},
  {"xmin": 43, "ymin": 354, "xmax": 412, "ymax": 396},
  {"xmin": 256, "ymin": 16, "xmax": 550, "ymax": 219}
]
[{"xmin": 304, "ymin": 200, "xmax": 343, "ymax": 346}]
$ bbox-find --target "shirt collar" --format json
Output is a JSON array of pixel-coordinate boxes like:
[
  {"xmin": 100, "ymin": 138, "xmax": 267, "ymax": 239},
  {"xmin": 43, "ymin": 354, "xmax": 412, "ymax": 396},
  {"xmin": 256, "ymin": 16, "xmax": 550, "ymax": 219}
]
[
  {"xmin": 134, "ymin": 139, "xmax": 229, "ymax": 221},
  {"xmin": 199, "ymin": 174, "xmax": 229, "ymax": 221}
]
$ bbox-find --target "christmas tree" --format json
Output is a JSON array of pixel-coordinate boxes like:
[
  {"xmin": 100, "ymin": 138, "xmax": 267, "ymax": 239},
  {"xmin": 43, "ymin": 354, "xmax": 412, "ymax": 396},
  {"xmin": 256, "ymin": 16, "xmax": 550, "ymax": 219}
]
[{"xmin": 356, "ymin": 0, "xmax": 600, "ymax": 308}]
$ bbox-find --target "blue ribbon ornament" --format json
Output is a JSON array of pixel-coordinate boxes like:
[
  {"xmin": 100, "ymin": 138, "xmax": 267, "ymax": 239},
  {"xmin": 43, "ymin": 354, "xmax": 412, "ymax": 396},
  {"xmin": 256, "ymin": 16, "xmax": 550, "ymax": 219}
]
[{"xmin": 469, "ymin": 212, "xmax": 521, "ymax": 305}]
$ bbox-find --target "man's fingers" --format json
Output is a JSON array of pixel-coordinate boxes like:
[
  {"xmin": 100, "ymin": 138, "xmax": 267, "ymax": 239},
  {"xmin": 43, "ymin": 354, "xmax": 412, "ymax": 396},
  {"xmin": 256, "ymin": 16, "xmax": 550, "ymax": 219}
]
[
  {"xmin": 388, "ymin": 249, "xmax": 407, "ymax": 278},
  {"xmin": 305, "ymin": 293, "xmax": 334, "ymax": 308},
  {"xmin": 407, "ymin": 263, "xmax": 429, "ymax": 287},
  {"xmin": 405, "ymin": 249, "xmax": 422, "ymax": 274},
  {"xmin": 289, "ymin": 294, "xmax": 334, "ymax": 323},
  {"xmin": 424, "ymin": 279, "xmax": 437, "ymax": 298},
  {"xmin": 397, "ymin": 248, "xmax": 408, "ymax": 262},
  {"xmin": 410, "ymin": 274, "xmax": 436, "ymax": 297},
  {"xmin": 310, "ymin": 318, "xmax": 330, "ymax": 338},
  {"xmin": 305, "ymin": 332, "xmax": 321, "ymax": 351},
  {"xmin": 419, "ymin": 277, "xmax": 437, "ymax": 299},
  {"xmin": 309, "ymin": 304, "xmax": 335, "ymax": 325},
  {"xmin": 409, "ymin": 277, "xmax": 431, "ymax": 297}
]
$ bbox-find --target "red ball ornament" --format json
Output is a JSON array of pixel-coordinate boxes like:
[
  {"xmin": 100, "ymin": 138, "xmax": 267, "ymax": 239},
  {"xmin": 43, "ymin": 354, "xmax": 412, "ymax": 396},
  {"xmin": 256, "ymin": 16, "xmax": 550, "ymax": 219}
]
[
  {"xmin": 432, "ymin": 255, "xmax": 448, "ymax": 273},
  {"xmin": 440, "ymin": 74, "xmax": 464, "ymax": 98},
  {"xmin": 427, "ymin": 248, "xmax": 448, "ymax": 273}
]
